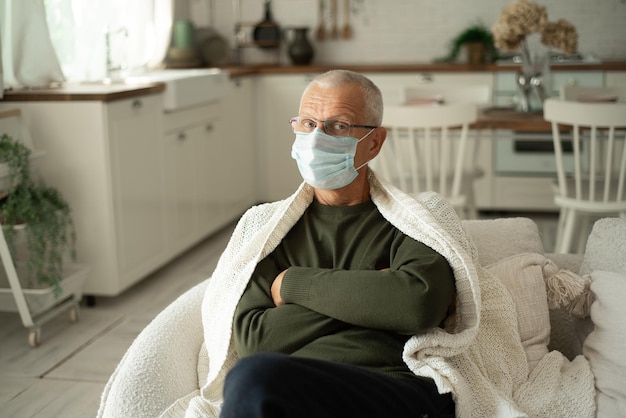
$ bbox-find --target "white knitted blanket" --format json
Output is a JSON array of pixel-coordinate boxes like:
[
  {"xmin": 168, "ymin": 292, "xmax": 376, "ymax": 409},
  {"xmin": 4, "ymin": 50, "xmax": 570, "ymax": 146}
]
[{"xmin": 165, "ymin": 171, "xmax": 595, "ymax": 418}]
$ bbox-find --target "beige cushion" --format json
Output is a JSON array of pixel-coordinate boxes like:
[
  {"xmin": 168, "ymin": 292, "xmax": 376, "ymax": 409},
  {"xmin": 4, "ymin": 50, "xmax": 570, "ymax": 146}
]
[
  {"xmin": 583, "ymin": 270, "xmax": 626, "ymax": 418},
  {"xmin": 563, "ymin": 218, "xmax": 626, "ymax": 363},
  {"xmin": 580, "ymin": 218, "xmax": 626, "ymax": 276},
  {"xmin": 486, "ymin": 253, "xmax": 551, "ymax": 372},
  {"xmin": 462, "ymin": 217, "xmax": 544, "ymax": 266}
]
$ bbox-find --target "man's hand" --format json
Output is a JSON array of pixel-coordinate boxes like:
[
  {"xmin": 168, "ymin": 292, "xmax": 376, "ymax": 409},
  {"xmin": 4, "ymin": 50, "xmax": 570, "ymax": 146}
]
[{"xmin": 271, "ymin": 269, "xmax": 288, "ymax": 306}]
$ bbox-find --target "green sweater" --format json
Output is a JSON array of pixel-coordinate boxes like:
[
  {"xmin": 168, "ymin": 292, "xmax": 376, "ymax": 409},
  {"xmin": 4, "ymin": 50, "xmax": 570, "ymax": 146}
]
[{"xmin": 233, "ymin": 199, "xmax": 455, "ymax": 379}]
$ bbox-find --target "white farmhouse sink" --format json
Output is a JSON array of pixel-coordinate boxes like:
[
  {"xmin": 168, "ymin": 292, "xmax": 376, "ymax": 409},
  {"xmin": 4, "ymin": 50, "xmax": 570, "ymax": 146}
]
[{"xmin": 126, "ymin": 68, "xmax": 228, "ymax": 111}]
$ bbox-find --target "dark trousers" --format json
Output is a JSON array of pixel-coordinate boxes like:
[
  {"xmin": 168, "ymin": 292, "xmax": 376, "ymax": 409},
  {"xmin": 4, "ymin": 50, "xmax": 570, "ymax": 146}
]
[{"xmin": 220, "ymin": 353, "xmax": 455, "ymax": 418}]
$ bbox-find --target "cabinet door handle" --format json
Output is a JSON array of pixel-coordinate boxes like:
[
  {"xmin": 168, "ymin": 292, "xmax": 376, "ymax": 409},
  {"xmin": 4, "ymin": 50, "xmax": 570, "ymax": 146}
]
[
  {"xmin": 417, "ymin": 73, "xmax": 433, "ymax": 83},
  {"xmin": 132, "ymin": 99, "xmax": 143, "ymax": 109},
  {"xmin": 206, "ymin": 124, "xmax": 214, "ymax": 132},
  {"xmin": 177, "ymin": 132, "xmax": 186, "ymax": 141}
]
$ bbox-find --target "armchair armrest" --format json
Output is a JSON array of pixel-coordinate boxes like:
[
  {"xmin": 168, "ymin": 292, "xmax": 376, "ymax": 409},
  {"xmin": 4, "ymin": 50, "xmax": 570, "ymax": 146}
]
[{"xmin": 98, "ymin": 280, "xmax": 208, "ymax": 418}]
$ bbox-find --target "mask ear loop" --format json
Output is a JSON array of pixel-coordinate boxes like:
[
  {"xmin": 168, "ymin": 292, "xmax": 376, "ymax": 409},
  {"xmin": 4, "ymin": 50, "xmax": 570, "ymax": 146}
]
[
  {"xmin": 355, "ymin": 127, "xmax": 377, "ymax": 170},
  {"xmin": 356, "ymin": 127, "xmax": 376, "ymax": 143}
]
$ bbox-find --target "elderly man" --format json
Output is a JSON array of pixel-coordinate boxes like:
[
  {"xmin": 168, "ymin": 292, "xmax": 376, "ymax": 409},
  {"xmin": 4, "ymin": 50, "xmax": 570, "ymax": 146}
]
[
  {"xmin": 219, "ymin": 70, "xmax": 456, "ymax": 417},
  {"xmin": 98, "ymin": 70, "xmax": 597, "ymax": 418}
]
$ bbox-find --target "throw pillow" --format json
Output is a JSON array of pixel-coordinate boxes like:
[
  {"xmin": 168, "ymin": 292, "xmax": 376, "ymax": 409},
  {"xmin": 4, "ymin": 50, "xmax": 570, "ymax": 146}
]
[
  {"xmin": 580, "ymin": 218, "xmax": 626, "ymax": 276},
  {"xmin": 575, "ymin": 218, "xmax": 626, "ymax": 363},
  {"xmin": 486, "ymin": 253, "xmax": 551, "ymax": 372},
  {"xmin": 462, "ymin": 217, "xmax": 544, "ymax": 267},
  {"xmin": 583, "ymin": 270, "xmax": 626, "ymax": 418}
]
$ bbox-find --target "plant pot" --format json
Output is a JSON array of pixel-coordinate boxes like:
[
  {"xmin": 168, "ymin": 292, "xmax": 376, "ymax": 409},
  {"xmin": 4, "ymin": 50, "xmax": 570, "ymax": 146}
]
[{"xmin": 465, "ymin": 42, "xmax": 485, "ymax": 64}]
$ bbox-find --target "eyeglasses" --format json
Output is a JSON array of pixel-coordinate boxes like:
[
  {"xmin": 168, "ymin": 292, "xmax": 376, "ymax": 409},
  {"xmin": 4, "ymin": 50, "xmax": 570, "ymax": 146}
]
[{"xmin": 289, "ymin": 116, "xmax": 378, "ymax": 137}]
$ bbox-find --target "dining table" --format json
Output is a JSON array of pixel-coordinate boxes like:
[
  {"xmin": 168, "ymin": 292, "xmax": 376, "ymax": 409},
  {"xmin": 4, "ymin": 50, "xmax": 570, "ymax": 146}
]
[{"xmin": 472, "ymin": 107, "xmax": 552, "ymax": 132}]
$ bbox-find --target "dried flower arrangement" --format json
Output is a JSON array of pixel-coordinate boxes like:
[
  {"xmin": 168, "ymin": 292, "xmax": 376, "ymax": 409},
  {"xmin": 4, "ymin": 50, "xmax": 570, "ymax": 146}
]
[
  {"xmin": 492, "ymin": 0, "xmax": 579, "ymax": 112},
  {"xmin": 541, "ymin": 19, "xmax": 578, "ymax": 54},
  {"xmin": 491, "ymin": 0, "xmax": 578, "ymax": 63}
]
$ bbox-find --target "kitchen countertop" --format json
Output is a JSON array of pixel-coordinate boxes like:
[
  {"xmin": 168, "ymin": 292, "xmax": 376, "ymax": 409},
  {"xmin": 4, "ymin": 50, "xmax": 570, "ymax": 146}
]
[
  {"xmin": 1, "ymin": 61, "xmax": 625, "ymax": 102},
  {"xmin": 0, "ymin": 82, "xmax": 165, "ymax": 102},
  {"xmin": 226, "ymin": 61, "xmax": 626, "ymax": 77}
]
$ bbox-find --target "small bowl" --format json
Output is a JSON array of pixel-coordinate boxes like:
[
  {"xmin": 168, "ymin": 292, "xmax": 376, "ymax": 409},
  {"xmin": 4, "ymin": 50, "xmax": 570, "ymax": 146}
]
[
  {"xmin": 167, "ymin": 47, "xmax": 198, "ymax": 62},
  {"xmin": 577, "ymin": 94, "xmax": 618, "ymax": 103}
]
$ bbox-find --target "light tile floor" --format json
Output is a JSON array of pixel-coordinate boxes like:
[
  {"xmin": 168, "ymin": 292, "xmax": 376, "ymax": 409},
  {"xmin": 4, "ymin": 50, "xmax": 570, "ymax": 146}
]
[
  {"xmin": 0, "ymin": 223, "xmax": 235, "ymax": 418},
  {"xmin": 0, "ymin": 212, "xmax": 559, "ymax": 418}
]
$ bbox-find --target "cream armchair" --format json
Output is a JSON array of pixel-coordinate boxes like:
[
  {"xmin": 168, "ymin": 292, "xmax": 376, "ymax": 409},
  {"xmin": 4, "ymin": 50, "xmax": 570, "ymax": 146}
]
[{"xmin": 98, "ymin": 217, "xmax": 626, "ymax": 418}]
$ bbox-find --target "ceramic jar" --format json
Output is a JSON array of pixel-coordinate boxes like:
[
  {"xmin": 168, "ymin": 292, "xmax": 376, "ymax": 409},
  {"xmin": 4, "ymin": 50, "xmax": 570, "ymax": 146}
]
[{"xmin": 287, "ymin": 27, "xmax": 314, "ymax": 65}]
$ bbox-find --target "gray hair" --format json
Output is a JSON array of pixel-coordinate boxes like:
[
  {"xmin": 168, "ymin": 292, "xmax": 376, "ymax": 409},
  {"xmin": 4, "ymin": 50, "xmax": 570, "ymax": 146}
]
[{"xmin": 302, "ymin": 70, "xmax": 384, "ymax": 126}]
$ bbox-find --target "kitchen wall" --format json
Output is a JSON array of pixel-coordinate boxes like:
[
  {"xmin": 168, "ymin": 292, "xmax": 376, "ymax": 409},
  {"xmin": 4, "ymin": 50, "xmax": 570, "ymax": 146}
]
[{"xmin": 178, "ymin": 0, "xmax": 626, "ymax": 66}]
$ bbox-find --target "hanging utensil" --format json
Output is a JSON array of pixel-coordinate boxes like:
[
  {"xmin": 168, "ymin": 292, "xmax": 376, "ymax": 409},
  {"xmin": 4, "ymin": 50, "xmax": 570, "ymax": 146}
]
[
  {"xmin": 315, "ymin": 0, "xmax": 325, "ymax": 41},
  {"xmin": 329, "ymin": 0, "xmax": 338, "ymax": 39},
  {"xmin": 253, "ymin": 0, "xmax": 281, "ymax": 49},
  {"xmin": 342, "ymin": 0, "xmax": 353, "ymax": 39}
]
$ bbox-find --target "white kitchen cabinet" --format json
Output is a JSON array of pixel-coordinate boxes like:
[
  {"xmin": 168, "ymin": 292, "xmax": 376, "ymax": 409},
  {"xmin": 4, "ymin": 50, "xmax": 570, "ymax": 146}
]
[
  {"xmin": 606, "ymin": 71, "xmax": 626, "ymax": 87},
  {"xmin": 163, "ymin": 102, "xmax": 226, "ymax": 255},
  {"xmin": 366, "ymin": 72, "xmax": 495, "ymax": 105},
  {"xmin": 221, "ymin": 77, "xmax": 258, "ymax": 213},
  {"xmin": 1, "ymin": 79, "xmax": 257, "ymax": 296},
  {"xmin": 162, "ymin": 79, "xmax": 258, "ymax": 255},
  {"xmin": 0, "ymin": 94, "xmax": 167, "ymax": 295},
  {"xmin": 256, "ymin": 74, "xmax": 309, "ymax": 201},
  {"xmin": 164, "ymin": 122, "xmax": 212, "ymax": 254},
  {"xmin": 107, "ymin": 97, "xmax": 168, "ymax": 282}
]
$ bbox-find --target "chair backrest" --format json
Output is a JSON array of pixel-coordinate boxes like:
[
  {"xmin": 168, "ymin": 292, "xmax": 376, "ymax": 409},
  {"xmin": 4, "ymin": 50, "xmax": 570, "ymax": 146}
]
[
  {"xmin": 560, "ymin": 85, "xmax": 626, "ymax": 102},
  {"xmin": 374, "ymin": 103, "xmax": 478, "ymax": 209},
  {"xmin": 403, "ymin": 84, "xmax": 492, "ymax": 107},
  {"xmin": 402, "ymin": 84, "xmax": 491, "ymax": 179},
  {"xmin": 543, "ymin": 98, "xmax": 626, "ymax": 210}
]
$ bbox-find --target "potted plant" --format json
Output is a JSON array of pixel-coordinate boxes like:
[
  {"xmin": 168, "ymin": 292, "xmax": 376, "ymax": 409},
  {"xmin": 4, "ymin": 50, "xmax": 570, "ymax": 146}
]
[
  {"xmin": 0, "ymin": 133, "xmax": 76, "ymax": 294},
  {"xmin": 440, "ymin": 23, "xmax": 497, "ymax": 64}
]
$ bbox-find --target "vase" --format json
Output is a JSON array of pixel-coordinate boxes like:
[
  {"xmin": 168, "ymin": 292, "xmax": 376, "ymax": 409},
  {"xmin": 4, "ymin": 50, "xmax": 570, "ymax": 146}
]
[
  {"xmin": 287, "ymin": 27, "xmax": 314, "ymax": 65},
  {"xmin": 515, "ymin": 50, "xmax": 551, "ymax": 113}
]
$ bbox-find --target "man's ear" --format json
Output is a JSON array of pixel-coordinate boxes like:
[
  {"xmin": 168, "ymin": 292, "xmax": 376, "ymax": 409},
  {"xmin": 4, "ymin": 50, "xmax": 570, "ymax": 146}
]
[{"xmin": 367, "ymin": 127, "xmax": 387, "ymax": 160}]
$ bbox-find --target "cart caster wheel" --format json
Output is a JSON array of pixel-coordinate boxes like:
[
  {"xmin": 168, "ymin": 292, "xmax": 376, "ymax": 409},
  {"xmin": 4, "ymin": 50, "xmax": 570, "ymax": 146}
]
[
  {"xmin": 86, "ymin": 295, "xmax": 96, "ymax": 307},
  {"xmin": 28, "ymin": 329, "xmax": 41, "ymax": 348},
  {"xmin": 69, "ymin": 306, "xmax": 80, "ymax": 323}
]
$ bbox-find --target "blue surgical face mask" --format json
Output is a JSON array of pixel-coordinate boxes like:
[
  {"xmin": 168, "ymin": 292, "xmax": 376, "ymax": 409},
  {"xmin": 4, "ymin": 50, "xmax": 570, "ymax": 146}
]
[{"xmin": 291, "ymin": 128, "xmax": 375, "ymax": 190}]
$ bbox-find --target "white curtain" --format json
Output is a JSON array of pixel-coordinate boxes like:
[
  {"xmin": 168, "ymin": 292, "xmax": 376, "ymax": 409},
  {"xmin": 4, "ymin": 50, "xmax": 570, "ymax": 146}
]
[
  {"xmin": 0, "ymin": 0, "xmax": 173, "ymax": 88},
  {"xmin": 45, "ymin": 0, "xmax": 173, "ymax": 82},
  {"xmin": 0, "ymin": 0, "xmax": 65, "ymax": 89}
]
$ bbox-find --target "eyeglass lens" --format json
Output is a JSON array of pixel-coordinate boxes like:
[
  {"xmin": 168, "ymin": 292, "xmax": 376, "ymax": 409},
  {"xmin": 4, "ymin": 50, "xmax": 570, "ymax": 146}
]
[{"xmin": 290, "ymin": 117, "xmax": 352, "ymax": 137}]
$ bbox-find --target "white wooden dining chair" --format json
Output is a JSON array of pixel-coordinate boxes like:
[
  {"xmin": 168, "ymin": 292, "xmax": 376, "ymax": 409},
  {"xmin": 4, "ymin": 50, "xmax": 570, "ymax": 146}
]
[
  {"xmin": 543, "ymin": 97, "xmax": 626, "ymax": 254},
  {"xmin": 374, "ymin": 103, "xmax": 479, "ymax": 218},
  {"xmin": 560, "ymin": 85, "xmax": 626, "ymax": 102},
  {"xmin": 403, "ymin": 84, "xmax": 491, "ymax": 216}
]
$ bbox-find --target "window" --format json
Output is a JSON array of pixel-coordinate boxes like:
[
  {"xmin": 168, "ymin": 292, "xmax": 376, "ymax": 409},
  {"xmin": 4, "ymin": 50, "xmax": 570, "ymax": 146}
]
[{"xmin": 44, "ymin": 0, "xmax": 172, "ymax": 82}]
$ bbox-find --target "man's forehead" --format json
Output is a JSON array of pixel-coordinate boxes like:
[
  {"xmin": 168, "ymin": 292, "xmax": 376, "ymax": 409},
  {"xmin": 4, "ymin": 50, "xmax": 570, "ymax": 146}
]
[{"xmin": 300, "ymin": 84, "xmax": 364, "ymax": 114}]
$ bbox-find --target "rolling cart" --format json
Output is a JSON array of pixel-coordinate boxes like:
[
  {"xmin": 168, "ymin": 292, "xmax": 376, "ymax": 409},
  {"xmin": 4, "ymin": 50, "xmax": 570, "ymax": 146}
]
[
  {"xmin": 0, "ymin": 229, "xmax": 89, "ymax": 347},
  {"xmin": 0, "ymin": 108, "xmax": 89, "ymax": 347}
]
